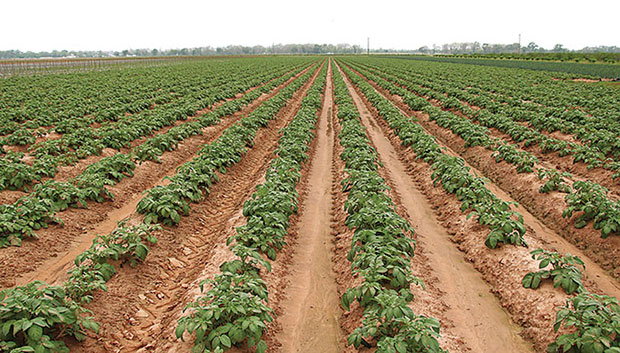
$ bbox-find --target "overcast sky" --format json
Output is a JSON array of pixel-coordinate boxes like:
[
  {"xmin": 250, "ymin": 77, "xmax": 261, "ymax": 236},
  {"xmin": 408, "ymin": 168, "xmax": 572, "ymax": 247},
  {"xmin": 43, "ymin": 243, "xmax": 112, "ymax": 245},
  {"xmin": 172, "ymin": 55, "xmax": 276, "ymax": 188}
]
[{"xmin": 2, "ymin": 0, "xmax": 618, "ymax": 52}]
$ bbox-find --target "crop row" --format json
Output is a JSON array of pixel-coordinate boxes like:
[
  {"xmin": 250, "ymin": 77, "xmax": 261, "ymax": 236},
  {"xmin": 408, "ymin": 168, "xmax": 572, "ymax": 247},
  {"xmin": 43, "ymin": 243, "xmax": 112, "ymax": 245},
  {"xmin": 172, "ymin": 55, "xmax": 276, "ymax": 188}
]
[
  {"xmin": 136, "ymin": 62, "xmax": 320, "ymax": 226},
  {"xmin": 0, "ymin": 61, "xmax": 321, "ymax": 353},
  {"xmin": 352, "ymin": 58, "xmax": 619, "ymax": 140},
  {"xmin": 343, "ymin": 60, "xmax": 620, "ymax": 239},
  {"xmin": 0, "ymin": 61, "xmax": 316, "ymax": 247},
  {"xmin": 332, "ymin": 64, "xmax": 446, "ymax": 352},
  {"xmin": 391, "ymin": 55, "xmax": 620, "ymax": 79},
  {"xmin": 348, "ymin": 59, "xmax": 620, "ymax": 166},
  {"xmin": 337, "ymin": 59, "xmax": 620, "ymax": 353},
  {"xmin": 0, "ymin": 61, "xmax": 308, "ymax": 193},
  {"xmin": 0, "ymin": 58, "xmax": 310, "ymax": 141},
  {"xmin": 339, "ymin": 63, "xmax": 528, "ymax": 249},
  {"xmin": 176, "ymin": 61, "xmax": 328, "ymax": 353}
]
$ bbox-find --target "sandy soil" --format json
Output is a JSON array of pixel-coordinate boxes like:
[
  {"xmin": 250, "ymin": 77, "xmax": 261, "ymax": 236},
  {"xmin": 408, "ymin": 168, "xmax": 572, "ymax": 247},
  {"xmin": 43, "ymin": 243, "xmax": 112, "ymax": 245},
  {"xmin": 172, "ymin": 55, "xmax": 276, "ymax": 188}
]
[{"xmin": 274, "ymin": 61, "xmax": 345, "ymax": 353}]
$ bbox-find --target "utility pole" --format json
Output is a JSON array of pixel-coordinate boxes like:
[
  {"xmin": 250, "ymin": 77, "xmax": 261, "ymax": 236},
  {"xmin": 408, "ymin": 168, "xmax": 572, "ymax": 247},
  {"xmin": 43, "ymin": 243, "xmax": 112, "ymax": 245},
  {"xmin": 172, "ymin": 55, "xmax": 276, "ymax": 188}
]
[
  {"xmin": 518, "ymin": 33, "xmax": 521, "ymax": 54},
  {"xmin": 367, "ymin": 37, "xmax": 370, "ymax": 55}
]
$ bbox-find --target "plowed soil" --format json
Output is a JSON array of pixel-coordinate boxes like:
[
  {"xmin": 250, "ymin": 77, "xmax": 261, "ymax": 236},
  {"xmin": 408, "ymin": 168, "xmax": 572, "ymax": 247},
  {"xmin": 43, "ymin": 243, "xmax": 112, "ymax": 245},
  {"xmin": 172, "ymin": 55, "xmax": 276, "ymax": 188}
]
[{"xmin": 7, "ymin": 58, "xmax": 620, "ymax": 353}]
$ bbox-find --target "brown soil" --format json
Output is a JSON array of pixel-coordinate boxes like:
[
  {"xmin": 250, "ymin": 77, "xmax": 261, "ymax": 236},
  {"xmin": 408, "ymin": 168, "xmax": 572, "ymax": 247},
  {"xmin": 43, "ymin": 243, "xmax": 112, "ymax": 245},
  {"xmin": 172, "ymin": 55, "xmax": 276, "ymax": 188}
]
[
  {"xmin": 68, "ymin": 62, "xmax": 325, "ymax": 352},
  {"xmin": 275, "ymin": 61, "xmax": 344, "ymax": 353},
  {"xmin": 0, "ymin": 63, "xmax": 316, "ymax": 289}
]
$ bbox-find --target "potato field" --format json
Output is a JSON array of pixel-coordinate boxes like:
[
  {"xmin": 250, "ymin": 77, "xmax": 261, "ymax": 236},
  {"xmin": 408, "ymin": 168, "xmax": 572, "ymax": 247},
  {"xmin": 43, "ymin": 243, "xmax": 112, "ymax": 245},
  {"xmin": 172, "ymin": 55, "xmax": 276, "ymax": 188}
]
[{"xmin": 1, "ymin": 56, "xmax": 620, "ymax": 353}]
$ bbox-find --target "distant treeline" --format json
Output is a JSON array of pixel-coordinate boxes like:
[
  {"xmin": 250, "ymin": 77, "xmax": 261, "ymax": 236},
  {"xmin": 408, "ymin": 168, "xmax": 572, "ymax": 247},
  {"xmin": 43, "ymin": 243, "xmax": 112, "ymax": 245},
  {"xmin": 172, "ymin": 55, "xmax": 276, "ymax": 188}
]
[
  {"xmin": 449, "ymin": 52, "xmax": 620, "ymax": 64},
  {"xmin": 417, "ymin": 43, "xmax": 620, "ymax": 63},
  {"xmin": 2, "ymin": 42, "xmax": 619, "ymax": 60},
  {"xmin": 0, "ymin": 43, "xmax": 374, "ymax": 59}
]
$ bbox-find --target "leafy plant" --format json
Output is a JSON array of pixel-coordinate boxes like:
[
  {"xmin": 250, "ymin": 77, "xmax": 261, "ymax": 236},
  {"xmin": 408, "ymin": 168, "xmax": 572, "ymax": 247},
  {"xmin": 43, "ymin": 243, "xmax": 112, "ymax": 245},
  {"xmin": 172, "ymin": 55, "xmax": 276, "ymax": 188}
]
[
  {"xmin": 539, "ymin": 168, "xmax": 573, "ymax": 193},
  {"xmin": 547, "ymin": 292, "xmax": 620, "ymax": 353},
  {"xmin": 522, "ymin": 249, "xmax": 586, "ymax": 294},
  {"xmin": 0, "ymin": 281, "xmax": 99, "ymax": 353},
  {"xmin": 563, "ymin": 181, "xmax": 620, "ymax": 238},
  {"xmin": 65, "ymin": 222, "xmax": 160, "ymax": 303},
  {"xmin": 347, "ymin": 290, "xmax": 446, "ymax": 353}
]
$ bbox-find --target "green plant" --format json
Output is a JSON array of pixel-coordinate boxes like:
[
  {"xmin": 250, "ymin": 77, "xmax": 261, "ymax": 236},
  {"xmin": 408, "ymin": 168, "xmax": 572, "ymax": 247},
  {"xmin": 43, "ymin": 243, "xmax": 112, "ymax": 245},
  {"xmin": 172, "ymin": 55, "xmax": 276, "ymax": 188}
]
[
  {"xmin": 547, "ymin": 292, "xmax": 620, "ymax": 353},
  {"xmin": 0, "ymin": 281, "xmax": 99, "ymax": 353},
  {"xmin": 347, "ymin": 289, "xmax": 446, "ymax": 353},
  {"xmin": 522, "ymin": 249, "xmax": 586, "ymax": 294},
  {"xmin": 64, "ymin": 222, "xmax": 160, "ymax": 303},
  {"xmin": 176, "ymin": 247, "xmax": 273, "ymax": 353},
  {"xmin": 538, "ymin": 169, "xmax": 573, "ymax": 193},
  {"xmin": 563, "ymin": 181, "xmax": 620, "ymax": 238}
]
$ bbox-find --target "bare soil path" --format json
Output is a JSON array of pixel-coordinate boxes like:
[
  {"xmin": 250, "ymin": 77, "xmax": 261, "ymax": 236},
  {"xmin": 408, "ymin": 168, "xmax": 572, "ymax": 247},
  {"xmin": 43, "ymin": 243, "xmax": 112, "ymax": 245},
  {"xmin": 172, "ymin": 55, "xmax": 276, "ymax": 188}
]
[{"xmin": 275, "ymin": 60, "xmax": 344, "ymax": 353}]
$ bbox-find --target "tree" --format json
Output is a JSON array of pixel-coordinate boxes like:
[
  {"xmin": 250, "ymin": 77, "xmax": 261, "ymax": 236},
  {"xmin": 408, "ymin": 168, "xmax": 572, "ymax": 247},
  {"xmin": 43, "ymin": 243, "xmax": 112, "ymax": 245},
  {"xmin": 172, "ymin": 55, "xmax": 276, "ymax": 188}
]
[
  {"xmin": 526, "ymin": 42, "xmax": 539, "ymax": 53},
  {"xmin": 553, "ymin": 44, "xmax": 566, "ymax": 52}
]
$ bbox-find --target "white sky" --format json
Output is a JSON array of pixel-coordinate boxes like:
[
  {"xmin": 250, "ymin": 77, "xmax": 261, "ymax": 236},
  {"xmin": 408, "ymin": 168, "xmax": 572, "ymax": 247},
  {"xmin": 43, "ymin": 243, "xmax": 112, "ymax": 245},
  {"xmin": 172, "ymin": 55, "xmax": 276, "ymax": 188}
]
[{"xmin": 2, "ymin": 0, "xmax": 618, "ymax": 52}]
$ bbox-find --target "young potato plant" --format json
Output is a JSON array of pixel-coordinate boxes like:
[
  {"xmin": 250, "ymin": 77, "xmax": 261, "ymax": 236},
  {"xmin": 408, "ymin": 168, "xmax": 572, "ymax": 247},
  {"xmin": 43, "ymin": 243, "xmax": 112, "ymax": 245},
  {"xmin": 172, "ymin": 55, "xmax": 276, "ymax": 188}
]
[
  {"xmin": 0, "ymin": 152, "xmax": 40, "ymax": 191},
  {"xmin": 547, "ymin": 292, "xmax": 620, "ymax": 353},
  {"xmin": 538, "ymin": 168, "xmax": 573, "ymax": 193},
  {"xmin": 563, "ymin": 181, "xmax": 620, "ymax": 238},
  {"xmin": 177, "ymin": 246, "xmax": 273, "ymax": 353},
  {"xmin": 347, "ymin": 290, "xmax": 446, "ymax": 353},
  {"xmin": 0, "ymin": 221, "xmax": 160, "ymax": 352},
  {"xmin": 492, "ymin": 141, "xmax": 538, "ymax": 173},
  {"xmin": 65, "ymin": 221, "xmax": 160, "ymax": 303},
  {"xmin": 0, "ymin": 282, "xmax": 99, "ymax": 353},
  {"xmin": 522, "ymin": 249, "xmax": 586, "ymax": 294},
  {"xmin": 0, "ymin": 197, "xmax": 61, "ymax": 247}
]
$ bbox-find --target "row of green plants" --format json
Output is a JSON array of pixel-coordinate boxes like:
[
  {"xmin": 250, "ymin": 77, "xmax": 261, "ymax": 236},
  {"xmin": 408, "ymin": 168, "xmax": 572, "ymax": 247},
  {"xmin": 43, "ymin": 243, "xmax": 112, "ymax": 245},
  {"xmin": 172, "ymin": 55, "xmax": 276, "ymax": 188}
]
[
  {"xmin": 340, "ymin": 63, "xmax": 528, "ymax": 249},
  {"xmin": 333, "ymin": 64, "xmax": 446, "ymax": 352},
  {"xmin": 523, "ymin": 250, "xmax": 620, "ymax": 353},
  {"xmin": 354, "ymin": 58, "xmax": 620, "ymax": 163},
  {"xmin": 0, "ymin": 62, "xmax": 316, "ymax": 247},
  {"xmin": 345, "ymin": 62, "xmax": 540, "ymax": 174},
  {"xmin": 176, "ymin": 62, "xmax": 327, "ymax": 353},
  {"xmin": 390, "ymin": 54, "xmax": 620, "ymax": 81},
  {"xmin": 136, "ymin": 63, "xmax": 319, "ymax": 226},
  {"xmin": 344, "ymin": 60, "xmax": 620, "ymax": 239},
  {"xmin": 0, "ymin": 61, "xmax": 306, "ymax": 192},
  {"xmin": 0, "ymin": 58, "xmax": 312, "ymax": 142},
  {"xmin": 0, "ymin": 220, "xmax": 161, "ymax": 353},
  {"xmin": 0, "ymin": 60, "xmax": 323, "ymax": 353},
  {"xmin": 338, "ymin": 59, "xmax": 620, "ymax": 353}
]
